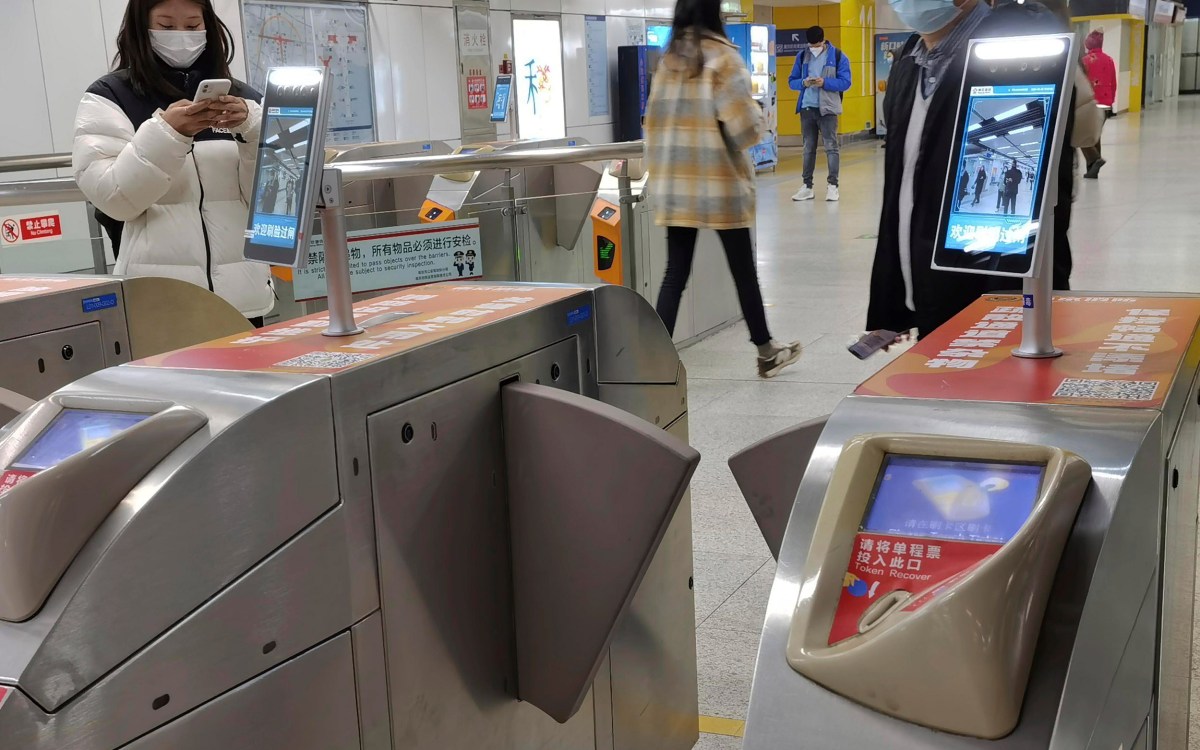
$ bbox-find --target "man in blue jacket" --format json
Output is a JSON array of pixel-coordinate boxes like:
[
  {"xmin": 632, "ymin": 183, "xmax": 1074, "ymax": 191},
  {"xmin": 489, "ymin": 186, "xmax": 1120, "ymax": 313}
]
[{"xmin": 788, "ymin": 26, "xmax": 853, "ymax": 202}]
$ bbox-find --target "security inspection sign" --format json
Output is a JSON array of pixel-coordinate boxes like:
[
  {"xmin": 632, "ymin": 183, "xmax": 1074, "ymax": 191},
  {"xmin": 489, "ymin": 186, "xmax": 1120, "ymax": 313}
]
[
  {"xmin": 1, "ymin": 213, "xmax": 63, "ymax": 246},
  {"xmin": 292, "ymin": 219, "xmax": 484, "ymax": 302}
]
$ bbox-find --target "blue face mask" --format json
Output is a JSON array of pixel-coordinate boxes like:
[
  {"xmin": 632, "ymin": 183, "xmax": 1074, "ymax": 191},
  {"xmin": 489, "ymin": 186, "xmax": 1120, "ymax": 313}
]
[{"xmin": 888, "ymin": 0, "xmax": 962, "ymax": 34}]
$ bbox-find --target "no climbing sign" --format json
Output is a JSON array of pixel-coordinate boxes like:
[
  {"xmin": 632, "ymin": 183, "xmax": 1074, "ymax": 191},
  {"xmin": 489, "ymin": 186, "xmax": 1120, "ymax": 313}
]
[{"xmin": 0, "ymin": 213, "xmax": 63, "ymax": 246}]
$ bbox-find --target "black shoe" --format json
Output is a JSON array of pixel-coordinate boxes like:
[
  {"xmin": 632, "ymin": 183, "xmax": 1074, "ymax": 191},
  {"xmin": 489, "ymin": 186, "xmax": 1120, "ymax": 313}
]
[{"xmin": 1084, "ymin": 158, "xmax": 1106, "ymax": 179}]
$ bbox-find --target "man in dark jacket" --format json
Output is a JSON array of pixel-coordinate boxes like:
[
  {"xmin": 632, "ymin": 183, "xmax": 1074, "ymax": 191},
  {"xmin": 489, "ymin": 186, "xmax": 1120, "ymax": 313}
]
[
  {"xmin": 866, "ymin": 0, "xmax": 1069, "ymax": 338},
  {"xmin": 1002, "ymin": 160, "xmax": 1023, "ymax": 214}
]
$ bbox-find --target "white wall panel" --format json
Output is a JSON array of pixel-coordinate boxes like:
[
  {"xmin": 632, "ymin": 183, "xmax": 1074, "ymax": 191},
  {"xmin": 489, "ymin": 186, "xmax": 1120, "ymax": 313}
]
[
  {"xmin": 99, "ymin": 0, "xmax": 127, "ymax": 67},
  {"xmin": 562, "ymin": 14, "xmax": 592, "ymax": 128},
  {"xmin": 389, "ymin": 5, "xmax": 432, "ymax": 141},
  {"xmin": 644, "ymin": 0, "xmax": 673, "ymax": 21},
  {"xmin": 368, "ymin": 3, "xmax": 398, "ymax": 142},
  {"xmin": 606, "ymin": 0, "xmax": 646, "ymax": 18},
  {"xmin": 0, "ymin": 0, "xmax": 54, "ymax": 160},
  {"xmin": 563, "ymin": 0, "xmax": 607, "ymax": 16},
  {"xmin": 214, "ymin": 0, "xmax": 248, "ymax": 80},
  {"xmin": 490, "ymin": 10, "xmax": 515, "ymax": 138},
  {"xmin": 511, "ymin": 0, "xmax": 564, "ymax": 14},
  {"xmin": 35, "ymin": 0, "xmax": 110, "ymax": 154},
  {"xmin": 422, "ymin": 7, "xmax": 462, "ymax": 140}
]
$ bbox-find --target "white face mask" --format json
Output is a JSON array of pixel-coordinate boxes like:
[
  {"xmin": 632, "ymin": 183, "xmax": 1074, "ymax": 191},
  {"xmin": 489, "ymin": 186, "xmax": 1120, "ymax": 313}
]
[
  {"xmin": 810, "ymin": 43, "xmax": 825, "ymax": 54},
  {"xmin": 149, "ymin": 29, "xmax": 207, "ymax": 69}
]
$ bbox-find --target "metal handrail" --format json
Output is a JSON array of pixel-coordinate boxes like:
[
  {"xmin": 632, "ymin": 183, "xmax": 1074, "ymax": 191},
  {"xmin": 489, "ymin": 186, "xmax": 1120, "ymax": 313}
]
[
  {"xmin": 0, "ymin": 153, "xmax": 72, "ymax": 174},
  {"xmin": 0, "ymin": 141, "xmax": 645, "ymax": 210},
  {"xmin": 331, "ymin": 141, "xmax": 645, "ymax": 182},
  {"xmin": 0, "ymin": 178, "xmax": 85, "ymax": 207}
]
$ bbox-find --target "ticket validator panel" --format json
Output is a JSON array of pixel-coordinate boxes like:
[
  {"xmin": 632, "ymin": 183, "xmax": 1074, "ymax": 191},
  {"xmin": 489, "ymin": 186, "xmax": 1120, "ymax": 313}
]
[
  {"xmin": 0, "ymin": 396, "xmax": 206, "ymax": 621},
  {"xmin": 786, "ymin": 434, "xmax": 1090, "ymax": 739}
]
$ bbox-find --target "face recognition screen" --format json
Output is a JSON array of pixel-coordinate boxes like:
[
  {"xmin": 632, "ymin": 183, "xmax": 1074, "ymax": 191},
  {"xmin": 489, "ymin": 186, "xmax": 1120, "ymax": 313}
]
[
  {"xmin": 244, "ymin": 67, "xmax": 327, "ymax": 267},
  {"xmin": 933, "ymin": 36, "xmax": 1070, "ymax": 277},
  {"xmin": 11, "ymin": 410, "xmax": 150, "ymax": 471},
  {"xmin": 249, "ymin": 106, "xmax": 314, "ymax": 249},
  {"xmin": 862, "ymin": 455, "xmax": 1043, "ymax": 544},
  {"xmin": 945, "ymin": 86, "xmax": 1054, "ymax": 255},
  {"xmin": 491, "ymin": 75, "xmax": 512, "ymax": 122}
]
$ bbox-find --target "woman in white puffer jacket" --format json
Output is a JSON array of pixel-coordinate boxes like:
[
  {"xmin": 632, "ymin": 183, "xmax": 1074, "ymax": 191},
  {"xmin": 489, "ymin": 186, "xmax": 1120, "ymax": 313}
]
[{"xmin": 72, "ymin": 0, "xmax": 273, "ymax": 323}]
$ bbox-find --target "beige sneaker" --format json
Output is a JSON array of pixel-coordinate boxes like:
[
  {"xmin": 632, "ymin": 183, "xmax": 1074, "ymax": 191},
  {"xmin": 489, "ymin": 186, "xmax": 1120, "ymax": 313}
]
[
  {"xmin": 792, "ymin": 186, "xmax": 815, "ymax": 201},
  {"xmin": 757, "ymin": 341, "xmax": 803, "ymax": 378}
]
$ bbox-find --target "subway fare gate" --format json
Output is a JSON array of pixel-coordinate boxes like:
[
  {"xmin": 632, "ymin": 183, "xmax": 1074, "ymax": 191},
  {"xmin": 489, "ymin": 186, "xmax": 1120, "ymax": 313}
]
[
  {"xmin": 0, "ymin": 282, "xmax": 703, "ymax": 750},
  {"xmin": 0, "ymin": 66, "xmax": 704, "ymax": 750},
  {"xmin": 736, "ymin": 33, "xmax": 1200, "ymax": 748}
]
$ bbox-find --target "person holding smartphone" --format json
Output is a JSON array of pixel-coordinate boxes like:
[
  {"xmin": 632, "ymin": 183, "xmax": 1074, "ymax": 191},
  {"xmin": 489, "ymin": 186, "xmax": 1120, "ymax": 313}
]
[
  {"xmin": 72, "ymin": 0, "xmax": 272, "ymax": 325},
  {"xmin": 788, "ymin": 26, "xmax": 853, "ymax": 202}
]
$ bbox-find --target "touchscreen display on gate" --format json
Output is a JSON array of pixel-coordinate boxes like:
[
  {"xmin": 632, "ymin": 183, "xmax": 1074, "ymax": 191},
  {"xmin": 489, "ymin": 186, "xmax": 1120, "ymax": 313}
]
[
  {"xmin": 863, "ymin": 455, "xmax": 1043, "ymax": 544},
  {"xmin": 11, "ymin": 410, "xmax": 150, "ymax": 471}
]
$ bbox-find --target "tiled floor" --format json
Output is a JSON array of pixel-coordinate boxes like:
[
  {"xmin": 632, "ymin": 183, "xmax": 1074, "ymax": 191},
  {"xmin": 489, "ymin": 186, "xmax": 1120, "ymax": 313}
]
[{"xmin": 682, "ymin": 94, "xmax": 1200, "ymax": 747}]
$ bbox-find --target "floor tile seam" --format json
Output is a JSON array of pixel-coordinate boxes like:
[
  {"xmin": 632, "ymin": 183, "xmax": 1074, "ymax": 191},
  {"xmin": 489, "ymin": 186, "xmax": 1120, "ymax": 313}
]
[{"xmin": 695, "ymin": 561, "xmax": 771, "ymax": 630}]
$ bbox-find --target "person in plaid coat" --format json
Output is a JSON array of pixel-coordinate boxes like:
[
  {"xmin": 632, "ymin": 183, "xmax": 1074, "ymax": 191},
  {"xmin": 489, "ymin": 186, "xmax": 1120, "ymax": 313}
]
[{"xmin": 645, "ymin": 0, "xmax": 802, "ymax": 378}]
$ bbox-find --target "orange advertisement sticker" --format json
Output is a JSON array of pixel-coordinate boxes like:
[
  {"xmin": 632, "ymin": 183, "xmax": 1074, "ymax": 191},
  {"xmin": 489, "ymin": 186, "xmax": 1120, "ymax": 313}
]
[
  {"xmin": 856, "ymin": 295, "xmax": 1200, "ymax": 409},
  {"xmin": 133, "ymin": 283, "xmax": 590, "ymax": 375}
]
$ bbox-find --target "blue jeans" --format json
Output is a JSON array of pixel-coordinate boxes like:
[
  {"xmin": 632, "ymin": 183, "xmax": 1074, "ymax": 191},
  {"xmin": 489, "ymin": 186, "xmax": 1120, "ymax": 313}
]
[{"xmin": 801, "ymin": 108, "xmax": 840, "ymax": 187}]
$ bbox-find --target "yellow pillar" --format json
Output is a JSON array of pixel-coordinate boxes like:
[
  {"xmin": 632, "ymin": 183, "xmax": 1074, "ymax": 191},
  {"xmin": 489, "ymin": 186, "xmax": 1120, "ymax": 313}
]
[
  {"xmin": 1128, "ymin": 19, "xmax": 1144, "ymax": 112},
  {"xmin": 774, "ymin": 0, "xmax": 876, "ymax": 138}
]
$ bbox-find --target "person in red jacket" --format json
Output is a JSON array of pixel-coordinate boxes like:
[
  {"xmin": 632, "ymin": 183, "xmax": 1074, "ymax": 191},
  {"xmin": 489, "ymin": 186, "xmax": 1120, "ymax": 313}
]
[{"xmin": 1082, "ymin": 30, "xmax": 1116, "ymax": 178}]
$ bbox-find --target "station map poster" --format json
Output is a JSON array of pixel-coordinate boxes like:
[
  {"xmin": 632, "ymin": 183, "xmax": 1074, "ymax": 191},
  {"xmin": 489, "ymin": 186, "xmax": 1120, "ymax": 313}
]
[
  {"xmin": 585, "ymin": 16, "xmax": 610, "ymax": 118},
  {"xmin": 244, "ymin": 1, "xmax": 376, "ymax": 145}
]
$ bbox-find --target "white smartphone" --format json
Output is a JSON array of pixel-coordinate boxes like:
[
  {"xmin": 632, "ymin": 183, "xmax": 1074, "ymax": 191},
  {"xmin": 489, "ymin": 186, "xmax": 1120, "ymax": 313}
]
[{"xmin": 195, "ymin": 78, "xmax": 232, "ymax": 101}]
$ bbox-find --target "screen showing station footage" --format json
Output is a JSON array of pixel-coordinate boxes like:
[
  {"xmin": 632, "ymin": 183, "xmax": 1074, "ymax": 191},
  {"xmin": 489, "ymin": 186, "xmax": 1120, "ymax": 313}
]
[
  {"xmin": 861, "ymin": 455, "xmax": 1044, "ymax": 545},
  {"xmin": 11, "ymin": 410, "xmax": 151, "ymax": 471},
  {"xmin": 249, "ymin": 106, "xmax": 315, "ymax": 250},
  {"xmin": 945, "ymin": 85, "xmax": 1055, "ymax": 257}
]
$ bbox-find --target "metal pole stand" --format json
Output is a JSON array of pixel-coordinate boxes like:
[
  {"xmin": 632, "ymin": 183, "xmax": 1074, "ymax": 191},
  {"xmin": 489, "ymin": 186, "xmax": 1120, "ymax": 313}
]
[
  {"xmin": 1013, "ymin": 208, "xmax": 1061, "ymax": 359},
  {"xmin": 317, "ymin": 167, "xmax": 364, "ymax": 338}
]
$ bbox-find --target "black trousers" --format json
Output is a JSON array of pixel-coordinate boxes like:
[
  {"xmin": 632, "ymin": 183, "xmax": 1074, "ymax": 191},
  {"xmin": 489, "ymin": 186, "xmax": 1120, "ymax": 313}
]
[{"xmin": 655, "ymin": 226, "xmax": 772, "ymax": 346}]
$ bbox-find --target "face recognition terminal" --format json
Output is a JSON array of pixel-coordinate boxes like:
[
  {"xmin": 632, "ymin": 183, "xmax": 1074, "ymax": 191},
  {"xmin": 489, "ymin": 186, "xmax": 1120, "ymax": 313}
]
[
  {"xmin": 244, "ymin": 67, "xmax": 331, "ymax": 268},
  {"xmin": 732, "ymin": 36, "xmax": 1194, "ymax": 747},
  {"xmin": 933, "ymin": 35, "xmax": 1074, "ymax": 277},
  {"xmin": 492, "ymin": 74, "xmax": 513, "ymax": 123},
  {"xmin": 737, "ymin": 288, "xmax": 1200, "ymax": 749},
  {"xmin": 0, "ymin": 282, "xmax": 702, "ymax": 750}
]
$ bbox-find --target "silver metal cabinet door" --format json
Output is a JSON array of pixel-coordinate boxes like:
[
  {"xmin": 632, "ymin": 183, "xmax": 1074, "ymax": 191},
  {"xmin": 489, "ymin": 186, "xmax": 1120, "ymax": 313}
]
[
  {"xmin": 123, "ymin": 634, "xmax": 361, "ymax": 750},
  {"xmin": 367, "ymin": 338, "xmax": 598, "ymax": 749}
]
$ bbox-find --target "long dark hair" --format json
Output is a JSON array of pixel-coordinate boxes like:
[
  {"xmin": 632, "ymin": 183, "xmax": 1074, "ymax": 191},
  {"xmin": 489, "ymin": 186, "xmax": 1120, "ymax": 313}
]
[
  {"xmin": 113, "ymin": 0, "xmax": 235, "ymax": 98},
  {"xmin": 666, "ymin": 0, "xmax": 726, "ymax": 75}
]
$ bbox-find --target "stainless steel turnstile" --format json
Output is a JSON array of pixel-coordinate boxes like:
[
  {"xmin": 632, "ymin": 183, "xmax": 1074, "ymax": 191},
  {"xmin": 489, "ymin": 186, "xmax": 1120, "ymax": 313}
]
[
  {"xmin": 0, "ymin": 274, "xmax": 252, "ymax": 425},
  {"xmin": 734, "ymin": 293, "xmax": 1200, "ymax": 749},
  {"xmin": 0, "ymin": 282, "xmax": 700, "ymax": 750}
]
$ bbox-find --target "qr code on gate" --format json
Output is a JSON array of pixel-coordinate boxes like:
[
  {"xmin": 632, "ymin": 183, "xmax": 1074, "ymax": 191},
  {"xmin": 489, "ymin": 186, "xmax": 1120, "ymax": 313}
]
[
  {"xmin": 273, "ymin": 352, "xmax": 378, "ymax": 370},
  {"xmin": 1053, "ymin": 378, "xmax": 1159, "ymax": 402}
]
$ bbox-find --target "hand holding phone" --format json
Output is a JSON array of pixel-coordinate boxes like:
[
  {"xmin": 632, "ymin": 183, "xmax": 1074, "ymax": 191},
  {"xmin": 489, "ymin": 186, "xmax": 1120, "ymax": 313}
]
[
  {"xmin": 195, "ymin": 78, "xmax": 232, "ymax": 101},
  {"xmin": 848, "ymin": 330, "xmax": 901, "ymax": 360},
  {"xmin": 161, "ymin": 99, "xmax": 219, "ymax": 137}
]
